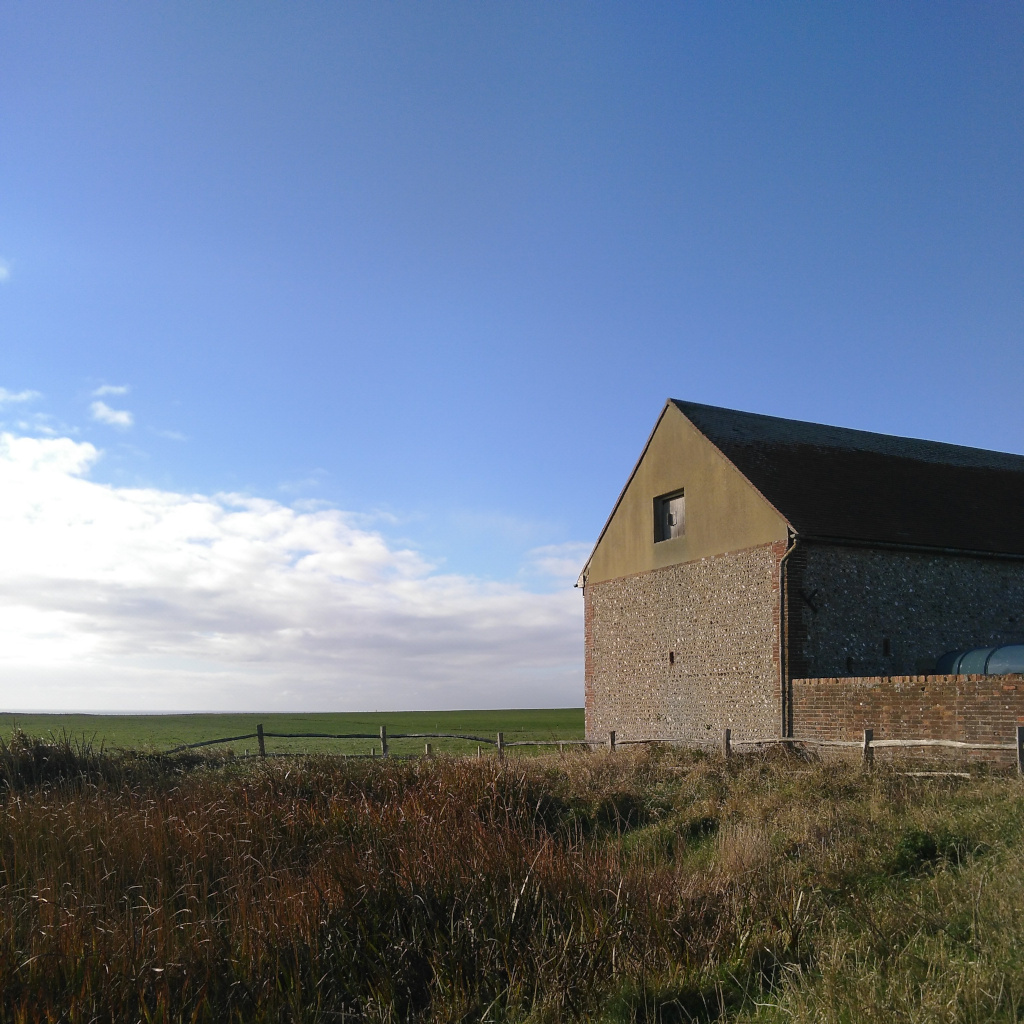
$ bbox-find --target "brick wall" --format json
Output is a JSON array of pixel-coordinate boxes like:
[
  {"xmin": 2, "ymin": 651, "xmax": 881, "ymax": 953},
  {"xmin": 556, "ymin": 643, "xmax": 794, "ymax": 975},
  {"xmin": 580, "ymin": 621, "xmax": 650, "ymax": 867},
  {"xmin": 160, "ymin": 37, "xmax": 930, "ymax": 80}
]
[
  {"xmin": 791, "ymin": 674, "xmax": 1024, "ymax": 745},
  {"xmin": 788, "ymin": 543, "xmax": 1024, "ymax": 681},
  {"xmin": 585, "ymin": 541, "xmax": 785, "ymax": 743}
]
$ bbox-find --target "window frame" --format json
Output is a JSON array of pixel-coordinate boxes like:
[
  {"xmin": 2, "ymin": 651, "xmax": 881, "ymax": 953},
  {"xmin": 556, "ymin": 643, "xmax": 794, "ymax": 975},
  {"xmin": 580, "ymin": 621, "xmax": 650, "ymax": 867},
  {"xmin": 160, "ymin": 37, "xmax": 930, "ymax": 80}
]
[{"xmin": 653, "ymin": 488, "xmax": 686, "ymax": 543}]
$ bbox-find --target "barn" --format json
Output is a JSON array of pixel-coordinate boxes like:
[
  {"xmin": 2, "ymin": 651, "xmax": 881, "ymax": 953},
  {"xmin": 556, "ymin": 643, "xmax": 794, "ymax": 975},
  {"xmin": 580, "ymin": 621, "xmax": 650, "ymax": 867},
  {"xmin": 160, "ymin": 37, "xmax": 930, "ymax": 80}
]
[{"xmin": 578, "ymin": 400, "xmax": 1024, "ymax": 746}]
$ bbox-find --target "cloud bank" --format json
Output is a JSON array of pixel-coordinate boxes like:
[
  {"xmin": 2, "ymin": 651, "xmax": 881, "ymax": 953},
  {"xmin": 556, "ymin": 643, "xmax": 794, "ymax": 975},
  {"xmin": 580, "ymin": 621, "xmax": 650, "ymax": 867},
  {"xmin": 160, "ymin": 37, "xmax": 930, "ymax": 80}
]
[{"xmin": 0, "ymin": 431, "xmax": 583, "ymax": 711}]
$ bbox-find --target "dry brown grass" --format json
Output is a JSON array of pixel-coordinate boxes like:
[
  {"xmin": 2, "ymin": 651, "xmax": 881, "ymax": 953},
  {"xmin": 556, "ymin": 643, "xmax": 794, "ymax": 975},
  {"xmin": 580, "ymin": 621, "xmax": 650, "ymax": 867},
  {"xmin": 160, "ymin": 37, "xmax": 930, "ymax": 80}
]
[{"xmin": 2, "ymin": 731, "xmax": 1023, "ymax": 1022}]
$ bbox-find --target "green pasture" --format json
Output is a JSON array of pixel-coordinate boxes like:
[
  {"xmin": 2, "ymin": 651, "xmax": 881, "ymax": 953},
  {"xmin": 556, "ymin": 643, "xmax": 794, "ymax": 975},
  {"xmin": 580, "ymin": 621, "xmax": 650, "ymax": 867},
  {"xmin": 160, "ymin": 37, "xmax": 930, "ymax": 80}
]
[{"xmin": 0, "ymin": 708, "xmax": 584, "ymax": 757}]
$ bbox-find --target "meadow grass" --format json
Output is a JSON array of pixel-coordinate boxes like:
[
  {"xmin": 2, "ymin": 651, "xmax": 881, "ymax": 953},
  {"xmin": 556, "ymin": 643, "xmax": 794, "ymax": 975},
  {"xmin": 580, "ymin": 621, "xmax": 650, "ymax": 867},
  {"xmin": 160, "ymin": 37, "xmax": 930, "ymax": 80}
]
[
  {"xmin": 2, "ymin": 729, "xmax": 1024, "ymax": 1022},
  {"xmin": 0, "ymin": 708, "xmax": 584, "ymax": 757}
]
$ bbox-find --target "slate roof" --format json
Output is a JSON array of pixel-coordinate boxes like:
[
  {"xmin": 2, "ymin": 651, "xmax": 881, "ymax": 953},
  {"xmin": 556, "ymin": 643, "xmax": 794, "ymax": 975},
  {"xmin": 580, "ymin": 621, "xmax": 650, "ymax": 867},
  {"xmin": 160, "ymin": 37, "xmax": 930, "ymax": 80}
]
[{"xmin": 672, "ymin": 400, "xmax": 1024, "ymax": 557}]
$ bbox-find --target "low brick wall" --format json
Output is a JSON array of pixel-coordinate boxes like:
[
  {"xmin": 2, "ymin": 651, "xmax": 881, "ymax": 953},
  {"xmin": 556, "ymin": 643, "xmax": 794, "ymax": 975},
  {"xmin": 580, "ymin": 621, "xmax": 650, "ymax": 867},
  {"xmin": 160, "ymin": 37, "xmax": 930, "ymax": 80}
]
[{"xmin": 791, "ymin": 674, "xmax": 1024, "ymax": 745}]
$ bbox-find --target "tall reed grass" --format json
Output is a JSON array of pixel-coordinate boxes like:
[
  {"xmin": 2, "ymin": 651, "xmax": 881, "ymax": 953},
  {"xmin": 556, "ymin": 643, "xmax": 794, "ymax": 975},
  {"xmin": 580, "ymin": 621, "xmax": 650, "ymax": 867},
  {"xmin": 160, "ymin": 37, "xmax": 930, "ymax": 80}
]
[{"xmin": 1, "ymin": 730, "xmax": 1022, "ymax": 1022}]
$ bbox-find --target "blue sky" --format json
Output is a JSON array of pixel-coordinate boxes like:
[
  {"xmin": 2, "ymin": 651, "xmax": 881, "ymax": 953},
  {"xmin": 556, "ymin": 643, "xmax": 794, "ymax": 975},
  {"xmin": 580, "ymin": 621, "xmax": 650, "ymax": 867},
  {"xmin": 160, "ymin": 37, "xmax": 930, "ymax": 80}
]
[{"xmin": 0, "ymin": 3, "xmax": 1021, "ymax": 710}]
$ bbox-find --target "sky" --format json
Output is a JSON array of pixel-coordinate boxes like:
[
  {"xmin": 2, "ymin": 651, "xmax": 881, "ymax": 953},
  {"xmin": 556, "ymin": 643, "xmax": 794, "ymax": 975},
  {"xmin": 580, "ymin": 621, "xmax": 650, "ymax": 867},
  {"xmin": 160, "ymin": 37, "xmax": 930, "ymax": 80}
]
[{"xmin": 0, "ymin": 2, "xmax": 1021, "ymax": 711}]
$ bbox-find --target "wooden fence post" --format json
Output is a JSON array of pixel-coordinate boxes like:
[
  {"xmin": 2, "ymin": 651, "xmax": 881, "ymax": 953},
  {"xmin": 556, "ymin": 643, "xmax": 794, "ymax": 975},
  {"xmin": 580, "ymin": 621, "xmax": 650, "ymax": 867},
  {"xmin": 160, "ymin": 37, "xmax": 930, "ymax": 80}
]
[
  {"xmin": 424, "ymin": 742, "xmax": 432, "ymax": 757},
  {"xmin": 496, "ymin": 732, "xmax": 504, "ymax": 760},
  {"xmin": 1016, "ymin": 725, "xmax": 1024, "ymax": 776},
  {"xmin": 862, "ymin": 728, "xmax": 874, "ymax": 767},
  {"xmin": 609, "ymin": 730, "xmax": 616, "ymax": 753},
  {"xmin": 380, "ymin": 725, "xmax": 388, "ymax": 758},
  {"xmin": 477, "ymin": 745, "xmax": 482, "ymax": 759},
  {"xmin": 722, "ymin": 728, "xmax": 731, "ymax": 759},
  {"xmin": 257, "ymin": 724, "xmax": 266, "ymax": 758}
]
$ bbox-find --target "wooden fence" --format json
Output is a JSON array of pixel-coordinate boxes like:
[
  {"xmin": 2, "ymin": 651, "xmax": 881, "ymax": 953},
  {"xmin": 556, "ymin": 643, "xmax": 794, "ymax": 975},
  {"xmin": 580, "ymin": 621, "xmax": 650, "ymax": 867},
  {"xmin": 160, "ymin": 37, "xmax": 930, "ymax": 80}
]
[
  {"xmin": 164, "ymin": 724, "xmax": 608, "ymax": 759},
  {"xmin": 165, "ymin": 723, "xmax": 1024, "ymax": 773},
  {"xmin": 717, "ymin": 725, "xmax": 1024, "ymax": 774}
]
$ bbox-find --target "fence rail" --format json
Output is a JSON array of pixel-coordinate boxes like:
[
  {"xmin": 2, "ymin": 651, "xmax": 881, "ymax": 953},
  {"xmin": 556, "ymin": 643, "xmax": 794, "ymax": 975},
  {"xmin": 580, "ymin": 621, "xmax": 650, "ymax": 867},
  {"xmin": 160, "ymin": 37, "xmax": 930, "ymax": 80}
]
[
  {"xmin": 715, "ymin": 725, "xmax": 1024, "ymax": 773},
  {"xmin": 163, "ymin": 723, "xmax": 1024, "ymax": 773},
  {"xmin": 165, "ymin": 725, "xmax": 501, "ymax": 757},
  {"xmin": 723, "ymin": 736, "xmax": 1016, "ymax": 751}
]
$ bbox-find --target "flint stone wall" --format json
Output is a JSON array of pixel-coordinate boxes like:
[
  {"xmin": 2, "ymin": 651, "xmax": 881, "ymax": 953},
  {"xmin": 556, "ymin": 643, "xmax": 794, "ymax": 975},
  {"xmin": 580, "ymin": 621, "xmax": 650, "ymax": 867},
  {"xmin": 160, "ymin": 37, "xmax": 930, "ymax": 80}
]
[
  {"xmin": 789, "ymin": 543, "xmax": 1024, "ymax": 682},
  {"xmin": 584, "ymin": 541, "xmax": 784, "ymax": 743}
]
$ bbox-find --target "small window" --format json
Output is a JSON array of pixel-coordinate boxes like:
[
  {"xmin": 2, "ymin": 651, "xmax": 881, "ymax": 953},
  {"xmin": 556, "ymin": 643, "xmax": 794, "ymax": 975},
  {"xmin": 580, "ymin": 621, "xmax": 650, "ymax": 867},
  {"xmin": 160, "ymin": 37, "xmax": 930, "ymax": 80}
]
[{"xmin": 654, "ymin": 489, "xmax": 685, "ymax": 542}]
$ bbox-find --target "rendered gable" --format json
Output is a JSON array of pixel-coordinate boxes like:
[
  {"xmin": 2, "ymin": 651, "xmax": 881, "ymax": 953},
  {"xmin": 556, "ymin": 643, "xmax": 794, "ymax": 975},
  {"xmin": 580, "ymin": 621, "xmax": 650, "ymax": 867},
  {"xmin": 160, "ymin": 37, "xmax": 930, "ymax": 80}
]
[{"xmin": 584, "ymin": 403, "xmax": 789, "ymax": 585}]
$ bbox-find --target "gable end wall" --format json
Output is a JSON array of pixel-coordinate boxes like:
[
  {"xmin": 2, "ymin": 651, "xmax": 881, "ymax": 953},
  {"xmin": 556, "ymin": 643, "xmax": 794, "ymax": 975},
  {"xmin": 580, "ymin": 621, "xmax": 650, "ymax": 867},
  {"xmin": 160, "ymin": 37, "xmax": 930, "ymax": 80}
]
[{"xmin": 585, "ymin": 541, "xmax": 785, "ymax": 743}]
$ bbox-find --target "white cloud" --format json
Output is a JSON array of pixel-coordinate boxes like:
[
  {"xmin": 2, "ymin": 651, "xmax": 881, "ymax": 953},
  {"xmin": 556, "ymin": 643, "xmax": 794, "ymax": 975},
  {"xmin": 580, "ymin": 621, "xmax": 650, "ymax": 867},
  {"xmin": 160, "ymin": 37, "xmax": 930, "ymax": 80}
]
[
  {"xmin": 92, "ymin": 384, "xmax": 130, "ymax": 397},
  {"xmin": 0, "ymin": 430, "xmax": 583, "ymax": 711},
  {"xmin": 90, "ymin": 400, "xmax": 134, "ymax": 428},
  {"xmin": 0, "ymin": 260, "xmax": 10, "ymax": 283},
  {"xmin": 0, "ymin": 388, "xmax": 41, "ymax": 405},
  {"xmin": 522, "ymin": 542, "xmax": 593, "ymax": 587}
]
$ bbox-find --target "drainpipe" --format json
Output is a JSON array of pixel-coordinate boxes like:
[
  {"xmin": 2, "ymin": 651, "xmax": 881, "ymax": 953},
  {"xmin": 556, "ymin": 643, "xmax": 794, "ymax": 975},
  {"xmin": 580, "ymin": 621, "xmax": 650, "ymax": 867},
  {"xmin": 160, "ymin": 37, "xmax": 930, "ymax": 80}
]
[{"xmin": 778, "ymin": 530, "xmax": 799, "ymax": 738}]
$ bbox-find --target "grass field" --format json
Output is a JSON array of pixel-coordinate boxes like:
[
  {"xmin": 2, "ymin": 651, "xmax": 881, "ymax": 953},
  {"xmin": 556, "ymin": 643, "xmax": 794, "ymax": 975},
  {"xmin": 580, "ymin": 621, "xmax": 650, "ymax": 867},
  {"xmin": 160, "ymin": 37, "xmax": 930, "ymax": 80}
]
[
  {"xmin": 0, "ymin": 708, "xmax": 584, "ymax": 757},
  {"xmin": 3, "ymin": 731, "xmax": 1024, "ymax": 1021}
]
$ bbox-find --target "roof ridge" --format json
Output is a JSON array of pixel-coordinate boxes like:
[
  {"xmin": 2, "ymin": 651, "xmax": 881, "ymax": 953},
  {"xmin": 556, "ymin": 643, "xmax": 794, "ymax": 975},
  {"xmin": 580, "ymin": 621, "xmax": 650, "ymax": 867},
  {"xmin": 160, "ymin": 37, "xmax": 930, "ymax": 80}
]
[{"xmin": 670, "ymin": 399, "xmax": 1024, "ymax": 472}]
